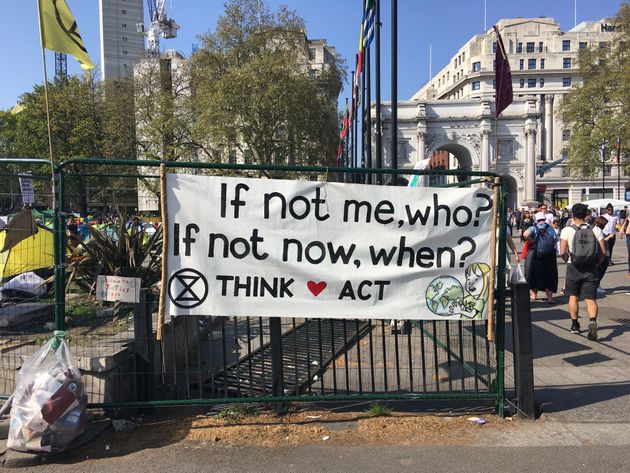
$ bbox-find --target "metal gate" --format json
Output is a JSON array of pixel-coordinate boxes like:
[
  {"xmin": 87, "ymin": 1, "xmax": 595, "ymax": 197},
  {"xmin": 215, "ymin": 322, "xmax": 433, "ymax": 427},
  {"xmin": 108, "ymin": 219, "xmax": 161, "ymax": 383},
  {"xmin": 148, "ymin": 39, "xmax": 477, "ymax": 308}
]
[{"xmin": 6, "ymin": 158, "xmax": 508, "ymax": 413}]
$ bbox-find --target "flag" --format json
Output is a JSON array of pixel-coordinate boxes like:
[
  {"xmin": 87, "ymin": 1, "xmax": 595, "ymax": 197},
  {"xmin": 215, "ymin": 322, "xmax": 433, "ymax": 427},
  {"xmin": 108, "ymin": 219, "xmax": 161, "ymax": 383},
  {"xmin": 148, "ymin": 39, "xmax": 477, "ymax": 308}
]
[
  {"xmin": 616, "ymin": 137, "xmax": 621, "ymax": 164},
  {"xmin": 38, "ymin": 0, "xmax": 94, "ymax": 70},
  {"xmin": 337, "ymin": 104, "xmax": 349, "ymax": 160},
  {"xmin": 362, "ymin": 0, "xmax": 376, "ymax": 49},
  {"xmin": 493, "ymin": 26, "xmax": 512, "ymax": 117}
]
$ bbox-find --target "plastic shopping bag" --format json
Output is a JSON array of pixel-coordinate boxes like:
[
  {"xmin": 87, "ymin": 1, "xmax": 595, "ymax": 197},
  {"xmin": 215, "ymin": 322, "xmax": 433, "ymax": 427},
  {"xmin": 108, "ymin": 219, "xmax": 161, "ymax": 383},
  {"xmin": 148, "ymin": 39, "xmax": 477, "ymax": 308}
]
[
  {"xmin": 510, "ymin": 263, "xmax": 527, "ymax": 285},
  {"xmin": 7, "ymin": 333, "xmax": 86, "ymax": 453}
]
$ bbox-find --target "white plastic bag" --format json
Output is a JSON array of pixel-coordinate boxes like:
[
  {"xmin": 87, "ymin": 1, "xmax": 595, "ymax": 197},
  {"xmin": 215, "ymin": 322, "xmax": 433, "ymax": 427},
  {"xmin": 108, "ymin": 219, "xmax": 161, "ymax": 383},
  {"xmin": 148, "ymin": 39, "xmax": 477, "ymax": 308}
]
[
  {"xmin": 510, "ymin": 263, "xmax": 527, "ymax": 285},
  {"xmin": 8, "ymin": 333, "xmax": 86, "ymax": 453}
]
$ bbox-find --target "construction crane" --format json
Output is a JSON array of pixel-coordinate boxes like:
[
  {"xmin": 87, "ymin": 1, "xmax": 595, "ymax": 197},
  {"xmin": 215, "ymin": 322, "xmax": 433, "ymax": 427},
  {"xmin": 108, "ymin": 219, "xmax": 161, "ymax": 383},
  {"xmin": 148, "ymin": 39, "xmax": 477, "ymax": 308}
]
[{"xmin": 138, "ymin": 0, "xmax": 179, "ymax": 57}]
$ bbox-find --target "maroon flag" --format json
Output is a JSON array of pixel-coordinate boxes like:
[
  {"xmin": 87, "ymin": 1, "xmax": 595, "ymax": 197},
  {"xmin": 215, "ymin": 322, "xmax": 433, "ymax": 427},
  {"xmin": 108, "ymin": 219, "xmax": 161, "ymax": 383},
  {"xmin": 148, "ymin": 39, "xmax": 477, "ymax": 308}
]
[{"xmin": 493, "ymin": 26, "xmax": 513, "ymax": 117}]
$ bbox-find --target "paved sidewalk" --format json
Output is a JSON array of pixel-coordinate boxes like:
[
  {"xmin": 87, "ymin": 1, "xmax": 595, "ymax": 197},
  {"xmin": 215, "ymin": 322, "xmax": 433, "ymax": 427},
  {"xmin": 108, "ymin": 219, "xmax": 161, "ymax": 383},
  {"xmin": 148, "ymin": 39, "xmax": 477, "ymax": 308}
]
[{"xmin": 503, "ymin": 239, "xmax": 630, "ymax": 436}]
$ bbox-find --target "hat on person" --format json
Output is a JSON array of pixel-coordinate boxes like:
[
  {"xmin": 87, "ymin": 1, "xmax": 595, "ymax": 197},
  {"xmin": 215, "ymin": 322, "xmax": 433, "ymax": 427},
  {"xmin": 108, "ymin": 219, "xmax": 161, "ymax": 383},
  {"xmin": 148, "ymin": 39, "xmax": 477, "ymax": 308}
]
[{"xmin": 535, "ymin": 212, "xmax": 546, "ymax": 222}]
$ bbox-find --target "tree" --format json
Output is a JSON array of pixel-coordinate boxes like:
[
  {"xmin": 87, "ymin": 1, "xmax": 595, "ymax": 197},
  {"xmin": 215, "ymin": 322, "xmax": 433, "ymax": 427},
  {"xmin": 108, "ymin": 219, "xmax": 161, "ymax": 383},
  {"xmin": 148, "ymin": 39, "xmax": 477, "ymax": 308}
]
[
  {"xmin": 190, "ymin": 0, "xmax": 344, "ymax": 169},
  {"xmin": 1, "ymin": 73, "xmax": 138, "ymax": 214},
  {"xmin": 560, "ymin": 3, "xmax": 630, "ymax": 177}
]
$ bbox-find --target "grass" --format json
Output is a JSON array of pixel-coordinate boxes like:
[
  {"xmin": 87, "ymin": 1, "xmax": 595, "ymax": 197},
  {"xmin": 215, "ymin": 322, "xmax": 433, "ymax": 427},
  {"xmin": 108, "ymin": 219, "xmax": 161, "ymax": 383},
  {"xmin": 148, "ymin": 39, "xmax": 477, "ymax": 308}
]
[
  {"xmin": 366, "ymin": 402, "xmax": 393, "ymax": 417},
  {"xmin": 216, "ymin": 404, "xmax": 260, "ymax": 424}
]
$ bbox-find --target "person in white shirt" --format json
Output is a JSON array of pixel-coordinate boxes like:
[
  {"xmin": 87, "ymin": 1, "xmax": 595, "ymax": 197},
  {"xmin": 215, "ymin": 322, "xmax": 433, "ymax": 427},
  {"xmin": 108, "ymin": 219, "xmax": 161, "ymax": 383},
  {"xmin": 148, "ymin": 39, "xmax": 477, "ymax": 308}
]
[
  {"xmin": 602, "ymin": 203, "xmax": 619, "ymax": 265},
  {"xmin": 559, "ymin": 203, "xmax": 607, "ymax": 341}
]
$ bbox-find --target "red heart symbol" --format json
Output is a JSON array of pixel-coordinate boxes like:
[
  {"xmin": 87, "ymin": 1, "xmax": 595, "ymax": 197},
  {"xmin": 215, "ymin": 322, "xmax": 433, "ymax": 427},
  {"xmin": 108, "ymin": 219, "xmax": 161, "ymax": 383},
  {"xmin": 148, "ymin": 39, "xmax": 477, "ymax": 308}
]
[{"xmin": 307, "ymin": 281, "xmax": 327, "ymax": 297}]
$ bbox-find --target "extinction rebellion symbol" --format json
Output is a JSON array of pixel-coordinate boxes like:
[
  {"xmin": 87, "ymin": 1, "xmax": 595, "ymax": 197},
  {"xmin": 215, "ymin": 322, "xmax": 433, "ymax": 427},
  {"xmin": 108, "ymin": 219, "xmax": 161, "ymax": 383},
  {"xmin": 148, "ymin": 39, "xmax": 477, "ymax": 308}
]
[{"xmin": 168, "ymin": 268, "xmax": 208, "ymax": 309}]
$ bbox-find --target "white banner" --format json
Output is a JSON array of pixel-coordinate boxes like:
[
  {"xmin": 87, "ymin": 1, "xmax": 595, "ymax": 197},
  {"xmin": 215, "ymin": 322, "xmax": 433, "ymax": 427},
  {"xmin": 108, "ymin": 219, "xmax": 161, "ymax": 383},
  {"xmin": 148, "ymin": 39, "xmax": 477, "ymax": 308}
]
[{"xmin": 165, "ymin": 174, "xmax": 494, "ymax": 320}]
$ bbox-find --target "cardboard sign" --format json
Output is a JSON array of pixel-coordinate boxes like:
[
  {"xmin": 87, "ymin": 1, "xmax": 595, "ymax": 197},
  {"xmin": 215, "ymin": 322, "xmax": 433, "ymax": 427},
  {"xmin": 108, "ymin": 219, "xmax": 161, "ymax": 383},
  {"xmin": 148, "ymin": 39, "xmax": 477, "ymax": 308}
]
[
  {"xmin": 96, "ymin": 276, "xmax": 141, "ymax": 303},
  {"xmin": 165, "ymin": 174, "xmax": 494, "ymax": 320}
]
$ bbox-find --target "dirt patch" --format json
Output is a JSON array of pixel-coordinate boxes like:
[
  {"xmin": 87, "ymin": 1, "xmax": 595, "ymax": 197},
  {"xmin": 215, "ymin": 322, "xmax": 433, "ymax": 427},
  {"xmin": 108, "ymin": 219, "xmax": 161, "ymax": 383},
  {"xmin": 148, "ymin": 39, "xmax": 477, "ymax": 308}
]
[{"xmin": 185, "ymin": 406, "xmax": 508, "ymax": 447}]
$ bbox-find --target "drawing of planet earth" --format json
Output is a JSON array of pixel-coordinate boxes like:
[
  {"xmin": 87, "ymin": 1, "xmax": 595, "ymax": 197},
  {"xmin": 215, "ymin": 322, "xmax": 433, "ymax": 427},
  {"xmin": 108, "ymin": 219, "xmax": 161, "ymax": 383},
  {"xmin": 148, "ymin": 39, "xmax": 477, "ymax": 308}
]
[{"xmin": 425, "ymin": 276, "xmax": 464, "ymax": 316}]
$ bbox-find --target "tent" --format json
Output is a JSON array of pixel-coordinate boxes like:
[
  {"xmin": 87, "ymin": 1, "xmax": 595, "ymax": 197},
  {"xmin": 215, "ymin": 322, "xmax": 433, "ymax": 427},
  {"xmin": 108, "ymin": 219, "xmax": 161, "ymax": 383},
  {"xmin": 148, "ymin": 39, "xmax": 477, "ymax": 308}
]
[
  {"xmin": 579, "ymin": 198, "xmax": 630, "ymax": 210},
  {"xmin": 0, "ymin": 226, "xmax": 54, "ymax": 281}
]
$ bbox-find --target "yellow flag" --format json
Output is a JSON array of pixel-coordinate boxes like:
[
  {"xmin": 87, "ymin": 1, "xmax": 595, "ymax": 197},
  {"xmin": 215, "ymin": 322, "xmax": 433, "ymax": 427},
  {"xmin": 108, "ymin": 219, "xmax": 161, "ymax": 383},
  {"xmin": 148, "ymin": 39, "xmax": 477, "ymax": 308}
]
[{"xmin": 38, "ymin": 0, "xmax": 94, "ymax": 70}]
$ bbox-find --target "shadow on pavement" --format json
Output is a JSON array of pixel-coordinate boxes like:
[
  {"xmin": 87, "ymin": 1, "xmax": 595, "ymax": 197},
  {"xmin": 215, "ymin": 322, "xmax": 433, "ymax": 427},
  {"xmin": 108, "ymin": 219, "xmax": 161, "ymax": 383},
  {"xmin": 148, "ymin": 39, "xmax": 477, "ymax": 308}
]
[{"xmin": 537, "ymin": 381, "xmax": 630, "ymax": 414}]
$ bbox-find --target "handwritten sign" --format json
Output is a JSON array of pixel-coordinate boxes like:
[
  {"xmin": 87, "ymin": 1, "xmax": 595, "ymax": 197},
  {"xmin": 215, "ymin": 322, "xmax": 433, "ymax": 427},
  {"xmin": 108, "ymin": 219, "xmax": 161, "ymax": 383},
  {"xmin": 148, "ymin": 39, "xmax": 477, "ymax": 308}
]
[
  {"xmin": 165, "ymin": 175, "xmax": 494, "ymax": 320},
  {"xmin": 96, "ymin": 276, "xmax": 141, "ymax": 303}
]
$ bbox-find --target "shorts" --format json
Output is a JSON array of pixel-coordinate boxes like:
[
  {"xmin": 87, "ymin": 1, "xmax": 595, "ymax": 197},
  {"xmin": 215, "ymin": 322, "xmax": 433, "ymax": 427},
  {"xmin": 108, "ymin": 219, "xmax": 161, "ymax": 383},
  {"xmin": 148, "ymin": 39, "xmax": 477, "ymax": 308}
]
[{"xmin": 565, "ymin": 263, "xmax": 598, "ymax": 300}]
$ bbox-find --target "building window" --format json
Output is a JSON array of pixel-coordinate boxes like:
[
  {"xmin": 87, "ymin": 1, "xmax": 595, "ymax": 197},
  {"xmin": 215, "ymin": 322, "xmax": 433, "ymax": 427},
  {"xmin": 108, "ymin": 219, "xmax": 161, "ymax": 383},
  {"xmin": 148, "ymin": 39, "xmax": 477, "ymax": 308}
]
[
  {"xmin": 563, "ymin": 57, "xmax": 572, "ymax": 68},
  {"xmin": 516, "ymin": 42, "xmax": 522, "ymax": 53},
  {"xmin": 121, "ymin": 9, "xmax": 126, "ymax": 14},
  {"xmin": 579, "ymin": 41, "xmax": 587, "ymax": 50},
  {"xmin": 308, "ymin": 48, "xmax": 316, "ymax": 61},
  {"xmin": 563, "ymin": 77, "xmax": 572, "ymax": 87},
  {"xmin": 562, "ymin": 40, "xmax": 571, "ymax": 51},
  {"xmin": 122, "ymin": 23, "xmax": 127, "ymax": 28},
  {"xmin": 472, "ymin": 81, "xmax": 480, "ymax": 90},
  {"xmin": 528, "ymin": 58, "xmax": 536, "ymax": 69},
  {"xmin": 540, "ymin": 58, "xmax": 545, "ymax": 69},
  {"xmin": 539, "ymin": 78, "xmax": 545, "ymax": 87},
  {"xmin": 472, "ymin": 61, "xmax": 481, "ymax": 72},
  {"xmin": 599, "ymin": 41, "xmax": 607, "ymax": 49},
  {"xmin": 229, "ymin": 150, "xmax": 237, "ymax": 164},
  {"xmin": 122, "ymin": 50, "xmax": 128, "ymax": 55},
  {"xmin": 526, "ymin": 42, "xmax": 535, "ymax": 53},
  {"xmin": 308, "ymin": 69, "xmax": 317, "ymax": 78},
  {"xmin": 492, "ymin": 79, "xmax": 496, "ymax": 89},
  {"xmin": 493, "ymin": 59, "xmax": 496, "ymax": 71},
  {"xmin": 519, "ymin": 59, "xmax": 524, "ymax": 70},
  {"xmin": 519, "ymin": 79, "xmax": 525, "ymax": 88},
  {"xmin": 527, "ymin": 78, "xmax": 536, "ymax": 88},
  {"xmin": 603, "ymin": 165, "xmax": 612, "ymax": 177},
  {"xmin": 122, "ymin": 36, "xmax": 127, "ymax": 41},
  {"xmin": 562, "ymin": 129, "xmax": 571, "ymax": 141},
  {"xmin": 538, "ymin": 41, "xmax": 544, "ymax": 52}
]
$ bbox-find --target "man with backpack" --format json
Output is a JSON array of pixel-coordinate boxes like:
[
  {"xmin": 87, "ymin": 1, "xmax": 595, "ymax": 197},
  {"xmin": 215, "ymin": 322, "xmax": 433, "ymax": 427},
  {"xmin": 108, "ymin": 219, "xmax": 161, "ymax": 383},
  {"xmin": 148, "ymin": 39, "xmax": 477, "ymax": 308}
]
[{"xmin": 559, "ymin": 203, "xmax": 607, "ymax": 340}]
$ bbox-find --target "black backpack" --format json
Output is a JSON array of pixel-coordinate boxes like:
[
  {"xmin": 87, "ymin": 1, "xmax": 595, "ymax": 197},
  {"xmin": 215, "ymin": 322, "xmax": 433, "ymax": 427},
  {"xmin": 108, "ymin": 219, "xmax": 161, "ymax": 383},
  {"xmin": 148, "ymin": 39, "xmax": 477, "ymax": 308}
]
[
  {"xmin": 535, "ymin": 224, "xmax": 556, "ymax": 257},
  {"xmin": 570, "ymin": 224, "xmax": 599, "ymax": 269}
]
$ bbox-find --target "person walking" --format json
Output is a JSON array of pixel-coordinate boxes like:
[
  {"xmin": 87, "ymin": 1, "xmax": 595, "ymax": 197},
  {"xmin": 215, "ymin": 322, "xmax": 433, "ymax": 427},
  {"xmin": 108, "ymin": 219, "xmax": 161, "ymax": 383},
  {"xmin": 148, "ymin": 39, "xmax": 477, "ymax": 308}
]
[
  {"xmin": 623, "ymin": 217, "xmax": 630, "ymax": 278},
  {"xmin": 593, "ymin": 216, "xmax": 614, "ymax": 295},
  {"xmin": 619, "ymin": 206, "xmax": 628, "ymax": 239},
  {"xmin": 523, "ymin": 212, "xmax": 559, "ymax": 303},
  {"xmin": 602, "ymin": 203, "xmax": 618, "ymax": 265},
  {"xmin": 559, "ymin": 203, "xmax": 607, "ymax": 340}
]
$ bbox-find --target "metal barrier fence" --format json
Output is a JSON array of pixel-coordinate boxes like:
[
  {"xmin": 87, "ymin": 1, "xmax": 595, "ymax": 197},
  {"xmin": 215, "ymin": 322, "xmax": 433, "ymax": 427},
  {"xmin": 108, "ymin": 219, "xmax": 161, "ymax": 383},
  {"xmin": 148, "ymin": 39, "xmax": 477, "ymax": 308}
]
[
  {"xmin": 0, "ymin": 159, "xmax": 55, "ymax": 399},
  {"xmin": 1, "ymin": 158, "xmax": 508, "ymax": 414}
]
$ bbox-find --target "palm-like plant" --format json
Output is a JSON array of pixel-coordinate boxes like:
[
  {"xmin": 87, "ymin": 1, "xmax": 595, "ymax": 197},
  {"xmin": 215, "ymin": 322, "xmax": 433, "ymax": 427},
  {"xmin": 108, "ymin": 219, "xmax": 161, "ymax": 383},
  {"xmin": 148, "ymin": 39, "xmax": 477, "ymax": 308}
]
[{"xmin": 65, "ymin": 218, "xmax": 162, "ymax": 322}]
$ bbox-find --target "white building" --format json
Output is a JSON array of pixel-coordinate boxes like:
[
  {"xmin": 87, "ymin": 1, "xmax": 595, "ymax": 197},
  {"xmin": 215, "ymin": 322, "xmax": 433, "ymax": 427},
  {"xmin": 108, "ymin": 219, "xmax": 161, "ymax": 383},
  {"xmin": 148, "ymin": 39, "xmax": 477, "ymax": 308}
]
[
  {"xmin": 99, "ymin": 0, "xmax": 145, "ymax": 80},
  {"xmin": 408, "ymin": 17, "xmax": 627, "ymax": 208}
]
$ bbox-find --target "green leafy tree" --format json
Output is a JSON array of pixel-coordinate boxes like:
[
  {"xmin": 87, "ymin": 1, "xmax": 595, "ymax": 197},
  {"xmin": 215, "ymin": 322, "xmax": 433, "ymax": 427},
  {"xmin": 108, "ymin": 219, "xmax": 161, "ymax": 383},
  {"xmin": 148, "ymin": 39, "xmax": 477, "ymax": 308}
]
[
  {"xmin": 560, "ymin": 3, "xmax": 630, "ymax": 177},
  {"xmin": 2, "ymin": 73, "xmax": 138, "ymax": 214},
  {"xmin": 190, "ymin": 0, "xmax": 344, "ymax": 169}
]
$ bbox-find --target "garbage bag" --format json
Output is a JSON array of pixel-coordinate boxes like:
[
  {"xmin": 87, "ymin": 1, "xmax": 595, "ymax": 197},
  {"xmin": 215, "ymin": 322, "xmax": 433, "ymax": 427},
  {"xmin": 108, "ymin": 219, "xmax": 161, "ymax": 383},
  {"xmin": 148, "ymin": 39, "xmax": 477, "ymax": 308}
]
[
  {"xmin": 7, "ymin": 333, "xmax": 86, "ymax": 453},
  {"xmin": 2, "ymin": 272, "xmax": 47, "ymax": 299},
  {"xmin": 510, "ymin": 263, "xmax": 527, "ymax": 285}
]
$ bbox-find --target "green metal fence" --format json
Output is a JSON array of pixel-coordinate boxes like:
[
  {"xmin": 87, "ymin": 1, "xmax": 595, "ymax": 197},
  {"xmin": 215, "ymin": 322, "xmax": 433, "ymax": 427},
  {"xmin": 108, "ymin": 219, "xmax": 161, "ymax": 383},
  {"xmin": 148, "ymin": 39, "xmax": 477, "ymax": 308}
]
[{"xmin": 2, "ymin": 158, "xmax": 508, "ymax": 414}]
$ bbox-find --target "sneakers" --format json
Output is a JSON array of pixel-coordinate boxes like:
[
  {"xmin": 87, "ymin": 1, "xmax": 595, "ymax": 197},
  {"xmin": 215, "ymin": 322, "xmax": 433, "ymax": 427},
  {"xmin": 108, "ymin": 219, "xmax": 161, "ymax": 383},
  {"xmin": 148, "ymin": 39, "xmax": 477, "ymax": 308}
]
[
  {"xmin": 570, "ymin": 319, "xmax": 580, "ymax": 334},
  {"xmin": 587, "ymin": 320, "xmax": 598, "ymax": 341}
]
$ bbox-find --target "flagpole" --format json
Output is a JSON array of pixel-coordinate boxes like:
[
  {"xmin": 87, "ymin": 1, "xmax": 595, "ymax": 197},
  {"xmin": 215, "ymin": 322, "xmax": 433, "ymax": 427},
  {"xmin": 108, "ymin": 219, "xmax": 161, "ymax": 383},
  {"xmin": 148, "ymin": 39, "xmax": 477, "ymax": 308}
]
[
  {"xmin": 391, "ymin": 0, "xmax": 398, "ymax": 183},
  {"xmin": 345, "ymin": 98, "xmax": 350, "ymax": 183},
  {"xmin": 617, "ymin": 138, "xmax": 621, "ymax": 200},
  {"xmin": 375, "ymin": 0, "xmax": 382, "ymax": 184},
  {"xmin": 366, "ymin": 40, "xmax": 372, "ymax": 185},
  {"xmin": 361, "ymin": 46, "xmax": 367, "ymax": 183},
  {"xmin": 37, "ymin": 0, "xmax": 65, "ymax": 334}
]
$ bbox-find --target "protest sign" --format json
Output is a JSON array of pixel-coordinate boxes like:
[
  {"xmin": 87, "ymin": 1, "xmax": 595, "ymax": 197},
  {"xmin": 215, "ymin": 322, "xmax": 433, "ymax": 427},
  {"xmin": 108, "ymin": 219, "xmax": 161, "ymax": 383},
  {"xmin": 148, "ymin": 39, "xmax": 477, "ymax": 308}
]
[
  {"xmin": 165, "ymin": 174, "xmax": 494, "ymax": 320},
  {"xmin": 18, "ymin": 174, "xmax": 35, "ymax": 205},
  {"xmin": 96, "ymin": 275, "xmax": 141, "ymax": 303}
]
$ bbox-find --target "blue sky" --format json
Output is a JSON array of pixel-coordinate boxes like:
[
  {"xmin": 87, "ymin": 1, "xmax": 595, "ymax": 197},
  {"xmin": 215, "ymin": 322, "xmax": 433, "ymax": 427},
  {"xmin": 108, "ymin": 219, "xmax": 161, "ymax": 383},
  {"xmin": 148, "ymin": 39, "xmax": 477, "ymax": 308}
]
[{"xmin": 0, "ymin": 0, "xmax": 623, "ymax": 110}]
